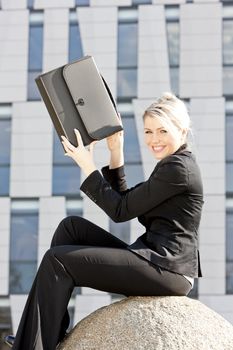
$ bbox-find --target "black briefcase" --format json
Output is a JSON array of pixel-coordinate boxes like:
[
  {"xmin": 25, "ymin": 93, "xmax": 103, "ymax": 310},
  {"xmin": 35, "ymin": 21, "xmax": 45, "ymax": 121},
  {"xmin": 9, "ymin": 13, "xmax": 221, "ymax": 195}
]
[{"xmin": 35, "ymin": 56, "xmax": 122, "ymax": 147}]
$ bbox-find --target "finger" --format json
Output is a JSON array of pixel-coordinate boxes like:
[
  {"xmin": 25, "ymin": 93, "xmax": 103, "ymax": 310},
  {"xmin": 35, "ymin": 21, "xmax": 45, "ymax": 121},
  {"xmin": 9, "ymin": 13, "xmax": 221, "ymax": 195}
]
[
  {"xmin": 62, "ymin": 141, "xmax": 73, "ymax": 156},
  {"xmin": 61, "ymin": 136, "xmax": 75, "ymax": 151},
  {"xmin": 89, "ymin": 141, "xmax": 97, "ymax": 155},
  {"xmin": 74, "ymin": 129, "xmax": 83, "ymax": 147}
]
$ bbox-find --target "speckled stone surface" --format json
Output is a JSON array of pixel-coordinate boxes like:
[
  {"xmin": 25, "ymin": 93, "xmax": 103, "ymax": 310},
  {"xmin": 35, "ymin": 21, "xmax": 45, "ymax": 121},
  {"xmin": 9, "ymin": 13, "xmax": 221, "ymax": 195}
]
[{"xmin": 58, "ymin": 296, "xmax": 233, "ymax": 350}]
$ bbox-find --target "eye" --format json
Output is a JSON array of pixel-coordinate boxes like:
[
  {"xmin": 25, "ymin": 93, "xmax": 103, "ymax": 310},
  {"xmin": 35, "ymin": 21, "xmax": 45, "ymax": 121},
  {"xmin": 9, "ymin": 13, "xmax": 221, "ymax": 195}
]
[
  {"xmin": 144, "ymin": 130, "xmax": 152, "ymax": 134},
  {"xmin": 160, "ymin": 129, "xmax": 167, "ymax": 134}
]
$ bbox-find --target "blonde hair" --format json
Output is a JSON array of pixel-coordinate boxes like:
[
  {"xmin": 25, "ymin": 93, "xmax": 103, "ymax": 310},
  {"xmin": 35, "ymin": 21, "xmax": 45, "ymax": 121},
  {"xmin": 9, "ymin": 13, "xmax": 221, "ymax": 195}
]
[{"xmin": 143, "ymin": 92, "xmax": 191, "ymax": 142}]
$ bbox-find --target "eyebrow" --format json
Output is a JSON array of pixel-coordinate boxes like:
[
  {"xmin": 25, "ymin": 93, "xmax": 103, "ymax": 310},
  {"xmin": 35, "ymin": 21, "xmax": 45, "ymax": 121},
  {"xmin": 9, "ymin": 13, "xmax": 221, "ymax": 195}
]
[{"xmin": 144, "ymin": 127, "xmax": 164, "ymax": 130}]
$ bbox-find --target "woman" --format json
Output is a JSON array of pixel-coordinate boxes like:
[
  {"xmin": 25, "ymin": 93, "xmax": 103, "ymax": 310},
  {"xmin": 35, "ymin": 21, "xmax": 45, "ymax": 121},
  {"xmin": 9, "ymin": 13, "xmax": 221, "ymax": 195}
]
[{"xmin": 6, "ymin": 92, "xmax": 203, "ymax": 349}]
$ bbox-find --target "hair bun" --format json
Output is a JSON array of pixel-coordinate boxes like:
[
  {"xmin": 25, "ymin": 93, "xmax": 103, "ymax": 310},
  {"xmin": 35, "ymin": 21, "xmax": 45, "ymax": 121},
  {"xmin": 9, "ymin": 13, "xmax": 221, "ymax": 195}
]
[{"xmin": 162, "ymin": 92, "xmax": 175, "ymax": 101}]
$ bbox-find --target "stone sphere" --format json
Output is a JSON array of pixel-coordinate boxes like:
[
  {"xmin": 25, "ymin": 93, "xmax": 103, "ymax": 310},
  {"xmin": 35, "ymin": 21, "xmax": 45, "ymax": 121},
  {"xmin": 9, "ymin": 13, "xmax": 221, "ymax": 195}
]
[{"xmin": 58, "ymin": 296, "xmax": 233, "ymax": 350}]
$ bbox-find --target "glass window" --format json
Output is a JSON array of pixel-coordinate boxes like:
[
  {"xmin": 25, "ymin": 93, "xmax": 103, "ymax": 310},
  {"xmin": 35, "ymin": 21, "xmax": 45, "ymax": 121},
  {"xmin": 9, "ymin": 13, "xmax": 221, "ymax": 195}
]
[
  {"xmin": 75, "ymin": 0, "xmax": 89, "ymax": 6},
  {"xmin": 0, "ymin": 119, "xmax": 11, "ymax": 163},
  {"xmin": 28, "ymin": 24, "xmax": 43, "ymax": 71},
  {"xmin": 122, "ymin": 117, "xmax": 141, "ymax": 163},
  {"xmin": 223, "ymin": 67, "xmax": 233, "ymax": 96},
  {"xmin": 165, "ymin": 10, "xmax": 179, "ymax": 96},
  {"xmin": 28, "ymin": 0, "xmax": 34, "ymax": 9},
  {"xmin": 124, "ymin": 163, "xmax": 144, "ymax": 188},
  {"xmin": 0, "ymin": 167, "xmax": 10, "ymax": 196},
  {"xmin": 10, "ymin": 201, "xmax": 39, "ymax": 294},
  {"xmin": 226, "ymin": 163, "xmax": 233, "ymax": 194},
  {"xmin": 28, "ymin": 71, "xmax": 42, "ymax": 101},
  {"xmin": 170, "ymin": 67, "xmax": 179, "ymax": 95},
  {"xmin": 166, "ymin": 21, "xmax": 179, "ymax": 66},
  {"xmin": 118, "ymin": 21, "xmax": 138, "ymax": 99},
  {"xmin": 165, "ymin": 5, "xmax": 179, "ymax": 21},
  {"xmin": 10, "ymin": 262, "xmax": 38, "ymax": 294},
  {"xmin": 66, "ymin": 198, "xmax": 83, "ymax": 217},
  {"xmin": 117, "ymin": 69, "xmax": 137, "ymax": 99},
  {"xmin": 223, "ymin": 20, "xmax": 233, "ymax": 65},
  {"xmin": 0, "ymin": 105, "xmax": 11, "ymax": 196},
  {"xmin": 69, "ymin": 20, "xmax": 83, "ymax": 62},
  {"xmin": 53, "ymin": 166, "xmax": 81, "ymax": 196},
  {"xmin": 132, "ymin": 0, "xmax": 151, "ymax": 4},
  {"xmin": 118, "ymin": 23, "xmax": 137, "ymax": 68},
  {"xmin": 53, "ymin": 132, "xmax": 81, "ymax": 196},
  {"xmin": 226, "ymin": 115, "xmax": 233, "ymax": 161},
  {"xmin": 226, "ymin": 210, "xmax": 233, "ymax": 293},
  {"xmin": 226, "ymin": 113, "xmax": 233, "ymax": 195},
  {"xmin": 28, "ymin": 15, "xmax": 43, "ymax": 101}
]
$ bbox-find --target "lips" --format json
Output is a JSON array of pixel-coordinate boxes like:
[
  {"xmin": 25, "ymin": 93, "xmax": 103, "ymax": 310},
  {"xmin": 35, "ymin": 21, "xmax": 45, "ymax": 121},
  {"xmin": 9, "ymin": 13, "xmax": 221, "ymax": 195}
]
[{"xmin": 152, "ymin": 146, "xmax": 165, "ymax": 153}]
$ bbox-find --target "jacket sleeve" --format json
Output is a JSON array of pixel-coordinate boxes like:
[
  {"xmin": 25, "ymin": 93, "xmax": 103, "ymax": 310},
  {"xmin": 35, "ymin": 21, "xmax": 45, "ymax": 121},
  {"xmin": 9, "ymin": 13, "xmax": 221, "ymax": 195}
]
[
  {"xmin": 101, "ymin": 165, "xmax": 128, "ymax": 192},
  {"xmin": 80, "ymin": 156, "xmax": 188, "ymax": 223}
]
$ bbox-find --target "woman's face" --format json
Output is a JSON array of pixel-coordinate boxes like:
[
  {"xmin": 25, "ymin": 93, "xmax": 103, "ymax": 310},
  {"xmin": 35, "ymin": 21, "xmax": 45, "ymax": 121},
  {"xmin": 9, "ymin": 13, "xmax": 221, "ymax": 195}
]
[{"xmin": 144, "ymin": 115, "xmax": 185, "ymax": 160}]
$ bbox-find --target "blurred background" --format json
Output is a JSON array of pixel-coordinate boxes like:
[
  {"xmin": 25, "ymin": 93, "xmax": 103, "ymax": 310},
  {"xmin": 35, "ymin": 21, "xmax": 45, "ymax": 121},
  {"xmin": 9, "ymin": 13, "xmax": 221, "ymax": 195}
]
[{"xmin": 0, "ymin": 0, "xmax": 233, "ymax": 348}]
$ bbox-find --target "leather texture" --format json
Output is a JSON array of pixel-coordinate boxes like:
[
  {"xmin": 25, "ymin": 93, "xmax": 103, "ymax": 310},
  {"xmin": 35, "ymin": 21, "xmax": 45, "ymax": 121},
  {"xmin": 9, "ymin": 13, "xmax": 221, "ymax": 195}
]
[{"xmin": 35, "ymin": 56, "xmax": 122, "ymax": 147}]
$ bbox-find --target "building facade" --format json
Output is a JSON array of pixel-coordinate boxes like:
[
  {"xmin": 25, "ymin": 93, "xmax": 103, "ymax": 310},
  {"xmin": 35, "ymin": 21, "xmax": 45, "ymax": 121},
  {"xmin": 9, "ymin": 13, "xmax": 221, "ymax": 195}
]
[{"xmin": 0, "ymin": 0, "xmax": 233, "ymax": 340}]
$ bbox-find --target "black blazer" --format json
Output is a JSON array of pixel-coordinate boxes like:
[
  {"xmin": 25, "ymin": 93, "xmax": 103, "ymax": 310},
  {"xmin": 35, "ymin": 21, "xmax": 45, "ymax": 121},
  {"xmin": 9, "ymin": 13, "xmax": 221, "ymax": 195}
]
[{"xmin": 80, "ymin": 145, "xmax": 204, "ymax": 278}]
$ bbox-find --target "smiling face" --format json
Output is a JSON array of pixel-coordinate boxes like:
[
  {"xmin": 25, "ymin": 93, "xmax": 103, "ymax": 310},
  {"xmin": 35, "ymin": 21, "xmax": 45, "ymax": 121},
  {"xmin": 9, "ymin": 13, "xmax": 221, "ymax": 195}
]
[{"xmin": 144, "ymin": 114, "xmax": 186, "ymax": 160}]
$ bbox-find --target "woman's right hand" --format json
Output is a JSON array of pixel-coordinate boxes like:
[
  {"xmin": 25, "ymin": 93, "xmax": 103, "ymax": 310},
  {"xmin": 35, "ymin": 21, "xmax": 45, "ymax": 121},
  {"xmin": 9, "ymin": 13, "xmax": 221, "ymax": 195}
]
[
  {"xmin": 106, "ymin": 113, "xmax": 124, "ymax": 152},
  {"xmin": 106, "ymin": 129, "xmax": 124, "ymax": 152}
]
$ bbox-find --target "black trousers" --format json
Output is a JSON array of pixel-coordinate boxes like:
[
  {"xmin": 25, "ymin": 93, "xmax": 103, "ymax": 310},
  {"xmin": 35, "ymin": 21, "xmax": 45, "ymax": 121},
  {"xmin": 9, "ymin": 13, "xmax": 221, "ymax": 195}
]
[{"xmin": 12, "ymin": 216, "xmax": 192, "ymax": 350}]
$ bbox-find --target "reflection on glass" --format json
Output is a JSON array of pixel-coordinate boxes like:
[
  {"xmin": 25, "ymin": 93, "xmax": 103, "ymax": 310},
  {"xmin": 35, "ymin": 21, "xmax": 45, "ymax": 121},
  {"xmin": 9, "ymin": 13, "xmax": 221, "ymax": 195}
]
[
  {"xmin": 226, "ymin": 116, "xmax": 233, "ymax": 161},
  {"xmin": 132, "ymin": 0, "xmax": 151, "ymax": 4},
  {"xmin": 53, "ymin": 132, "xmax": 74, "ymax": 164},
  {"xmin": 11, "ymin": 214, "xmax": 38, "ymax": 260},
  {"xmin": 122, "ymin": 118, "xmax": 141, "ymax": 163},
  {"xmin": 124, "ymin": 163, "xmax": 144, "ymax": 188},
  {"xmin": 226, "ymin": 210, "xmax": 233, "ymax": 293},
  {"xmin": 223, "ymin": 67, "xmax": 233, "ymax": 95},
  {"xmin": 75, "ymin": 0, "xmax": 89, "ymax": 6},
  {"xmin": 27, "ymin": 0, "xmax": 34, "ymax": 8},
  {"xmin": 10, "ymin": 262, "xmax": 37, "ymax": 294},
  {"xmin": 53, "ymin": 132, "xmax": 81, "ymax": 196},
  {"xmin": 118, "ymin": 23, "xmax": 137, "ymax": 68},
  {"xmin": 53, "ymin": 166, "xmax": 81, "ymax": 196},
  {"xmin": 0, "ymin": 167, "xmax": 10, "ymax": 196},
  {"xmin": 66, "ymin": 198, "xmax": 83, "ymax": 217},
  {"xmin": 10, "ymin": 209, "xmax": 38, "ymax": 294},
  {"xmin": 28, "ymin": 18, "xmax": 43, "ymax": 101},
  {"xmin": 0, "ymin": 119, "xmax": 11, "ymax": 163},
  {"xmin": 28, "ymin": 25, "xmax": 43, "ymax": 71},
  {"xmin": 226, "ymin": 163, "xmax": 233, "ymax": 193},
  {"xmin": 69, "ymin": 22, "xmax": 83, "ymax": 62},
  {"xmin": 170, "ymin": 67, "xmax": 179, "ymax": 96},
  {"xmin": 28, "ymin": 71, "xmax": 41, "ymax": 101},
  {"xmin": 167, "ymin": 21, "xmax": 179, "ymax": 66},
  {"xmin": 0, "ymin": 118, "xmax": 11, "ymax": 195},
  {"xmin": 223, "ymin": 20, "xmax": 233, "ymax": 65},
  {"xmin": 117, "ymin": 69, "xmax": 137, "ymax": 98}
]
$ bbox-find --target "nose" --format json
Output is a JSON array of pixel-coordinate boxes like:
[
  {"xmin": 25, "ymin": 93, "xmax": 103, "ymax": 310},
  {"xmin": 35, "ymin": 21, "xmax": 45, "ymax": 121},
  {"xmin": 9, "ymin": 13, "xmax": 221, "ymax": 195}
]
[{"xmin": 151, "ymin": 133, "xmax": 160, "ymax": 144}]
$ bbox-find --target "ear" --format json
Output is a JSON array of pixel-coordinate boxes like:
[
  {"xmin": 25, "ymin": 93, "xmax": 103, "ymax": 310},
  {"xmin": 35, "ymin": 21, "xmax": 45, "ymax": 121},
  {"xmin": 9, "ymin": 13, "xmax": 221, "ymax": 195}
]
[{"xmin": 181, "ymin": 128, "xmax": 188, "ymax": 142}]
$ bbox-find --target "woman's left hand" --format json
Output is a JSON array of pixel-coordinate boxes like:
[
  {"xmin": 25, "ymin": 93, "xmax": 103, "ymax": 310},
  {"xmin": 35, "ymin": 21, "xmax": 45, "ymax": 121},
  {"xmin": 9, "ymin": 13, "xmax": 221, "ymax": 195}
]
[{"xmin": 61, "ymin": 129, "xmax": 97, "ymax": 177}]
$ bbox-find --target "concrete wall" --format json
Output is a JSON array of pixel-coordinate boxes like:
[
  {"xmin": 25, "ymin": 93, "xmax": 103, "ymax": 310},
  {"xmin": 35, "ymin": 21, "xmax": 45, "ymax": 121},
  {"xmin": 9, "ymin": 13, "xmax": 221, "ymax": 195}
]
[{"xmin": 0, "ymin": 0, "xmax": 232, "ymax": 332}]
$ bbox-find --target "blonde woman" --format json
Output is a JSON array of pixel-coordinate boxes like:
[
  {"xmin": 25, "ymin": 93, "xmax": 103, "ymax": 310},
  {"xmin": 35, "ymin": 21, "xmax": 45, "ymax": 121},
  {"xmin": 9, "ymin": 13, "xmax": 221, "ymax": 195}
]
[{"xmin": 6, "ymin": 92, "xmax": 203, "ymax": 350}]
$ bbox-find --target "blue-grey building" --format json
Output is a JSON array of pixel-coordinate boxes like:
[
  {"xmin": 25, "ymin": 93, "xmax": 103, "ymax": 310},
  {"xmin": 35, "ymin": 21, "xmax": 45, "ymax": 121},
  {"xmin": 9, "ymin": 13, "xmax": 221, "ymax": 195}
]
[{"xmin": 0, "ymin": 0, "xmax": 233, "ymax": 338}]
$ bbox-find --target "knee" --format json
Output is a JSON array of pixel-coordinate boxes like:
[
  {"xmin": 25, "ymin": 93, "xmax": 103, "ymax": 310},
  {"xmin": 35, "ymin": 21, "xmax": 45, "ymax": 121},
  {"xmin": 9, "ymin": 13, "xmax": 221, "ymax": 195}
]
[
  {"xmin": 51, "ymin": 215, "xmax": 83, "ymax": 247},
  {"xmin": 57, "ymin": 215, "xmax": 85, "ymax": 234}
]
